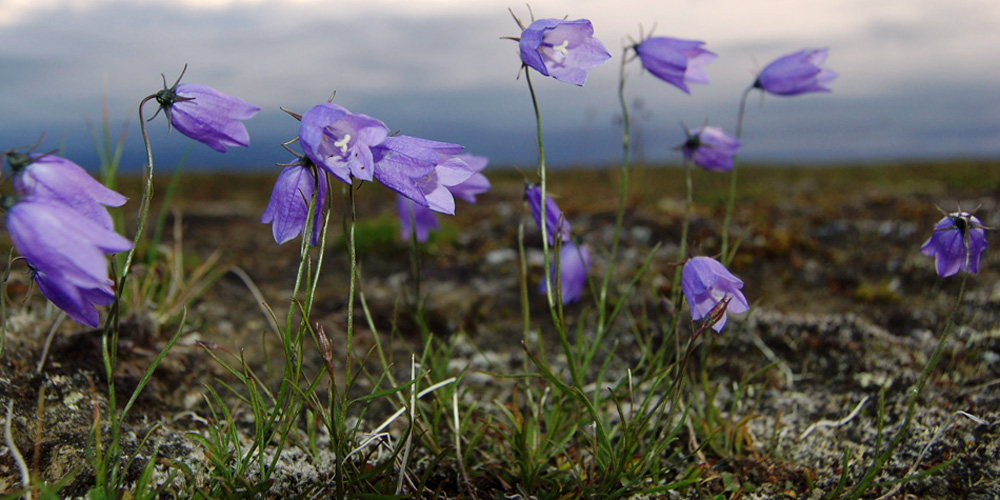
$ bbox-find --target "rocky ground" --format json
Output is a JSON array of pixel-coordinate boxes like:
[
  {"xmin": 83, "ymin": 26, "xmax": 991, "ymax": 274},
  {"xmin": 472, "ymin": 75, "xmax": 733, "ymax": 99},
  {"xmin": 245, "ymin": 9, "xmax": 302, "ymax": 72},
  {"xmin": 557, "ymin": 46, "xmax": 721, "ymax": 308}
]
[{"xmin": 1, "ymin": 162, "xmax": 998, "ymax": 498}]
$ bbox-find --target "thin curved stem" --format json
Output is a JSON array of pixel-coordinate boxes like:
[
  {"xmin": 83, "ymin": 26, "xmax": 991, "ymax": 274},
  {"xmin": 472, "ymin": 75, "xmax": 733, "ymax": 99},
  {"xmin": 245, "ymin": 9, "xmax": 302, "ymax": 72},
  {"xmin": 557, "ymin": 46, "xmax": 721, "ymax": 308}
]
[
  {"xmin": 96, "ymin": 92, "xmax": 159, "ymax": 495},
  {"xmin": 596, "ymin": 45, "xmax": 633, "ymax": 340},
  {"xmin": 346, "ymin": 181, "xmax": 358, "ymax": 389},
  {"xmin": 671, "ymin": 157, "xmax": 693, "ymax": 306},
  {"xmin": 524, "ymin": 68, "xmax": 579, "ymax": 387},
  {"xmin": 845, "ymin": 273, "xmax": 969, "ymax": 499},
  {"xmin": 721, "ymin": 86, "xmax": 754, "ymax": 265},
  {"xmin": 524, "ymin": 69, "xmax": 555, "ymax": 312}
]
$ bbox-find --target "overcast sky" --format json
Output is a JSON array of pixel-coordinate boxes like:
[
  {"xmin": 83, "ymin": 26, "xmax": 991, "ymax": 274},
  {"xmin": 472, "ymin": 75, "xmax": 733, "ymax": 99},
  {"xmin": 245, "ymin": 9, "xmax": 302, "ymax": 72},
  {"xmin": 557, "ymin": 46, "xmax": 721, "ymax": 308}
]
[{"xmin": 1, "ymin": 0, "xmax": 999, "ymax": 172}]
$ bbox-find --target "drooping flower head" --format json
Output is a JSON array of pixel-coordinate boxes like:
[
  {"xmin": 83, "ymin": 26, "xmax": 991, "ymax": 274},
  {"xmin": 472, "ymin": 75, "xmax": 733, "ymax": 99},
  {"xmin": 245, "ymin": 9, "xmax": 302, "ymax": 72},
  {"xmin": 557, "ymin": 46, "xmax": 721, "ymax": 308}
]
[
  {"xmin": 447, "ymin": 154, "xmax": 491, "ymax": 204},
  {"xmin": 634, "ymin": 36, "xmax": 716, "ymax": 94},
  {"xmin": 260, "ymin": 162, "xmax": 328, "ymax": 245},
  {"xmin": 395, "ymin": 154, "xmax": 490, "ymax": 243},
  {"xmin": 153, "ymin": 66, "xmax": 260, "ymax": 152},
  {"xmin": 518, "ymin": 18, "xmax": 611, "ymax": 86},
  {"xmin": 920, "ymin": 211, "xmax": 988, "ymax": 277},
  {"xmin": 681, "ymin": 256, "xmax": 749, "ymax": 332},
  {"xmin": 33, "ymin": 269, "xmax": 116, "ymax": 328},
  {"xmin": 372, "ymin": 135, "xmax": 472, "ymax": 213},
  {"xmin": 679, "ymin": 125, "xmax": 742, "ymax": 172},
  {"xmin": 5, "ymin": 151, "xmax": 127, "ymax": 230},
  {"xmin": 2, "ymin": 194, "xmax": 132, "ymax": 326},
  {"xmin": 300, "ymin": 103, "xmax": 390, "ymax": 184},
  {"xmin": 525, "ymin": 183, "xmax": 571, "ymax": 243},
  {"xmin": 753, "ymin": 48, "xmax": 837, "ymax": 96},
  {"xmin": 540, "ymin": 241, "xmax": 591, "ymax": 305}
]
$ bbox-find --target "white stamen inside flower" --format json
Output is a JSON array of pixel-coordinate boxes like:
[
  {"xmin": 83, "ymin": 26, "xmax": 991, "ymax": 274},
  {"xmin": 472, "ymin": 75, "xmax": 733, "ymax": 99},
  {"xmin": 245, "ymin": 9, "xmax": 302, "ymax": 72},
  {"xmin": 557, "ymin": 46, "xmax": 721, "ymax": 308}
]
[
  {"xmin": 334, "ymin": 134, "xmax": 351, "ymax": 154},
  {"xmin": 553, "ymin": 40, "xmax": 569, "ymax": 55}
]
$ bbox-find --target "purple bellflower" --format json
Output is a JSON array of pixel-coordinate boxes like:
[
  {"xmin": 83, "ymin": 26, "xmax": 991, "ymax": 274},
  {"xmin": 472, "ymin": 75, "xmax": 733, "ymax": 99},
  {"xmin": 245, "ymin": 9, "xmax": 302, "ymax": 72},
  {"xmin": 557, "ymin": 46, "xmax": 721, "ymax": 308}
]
[
  {"xmin": 540, "ymin": 241, "xmax": 591, "ymax": 304},
  {"xmin": 920, "ymin": 212, "xmax": 988, "ymax": 277},
  {"xmin": 680, "ymin": 125, "xmax": 742, "ymax": 172},
  {"xmin": 33, "ymin": 269, "xmax": 116, "ymax": 327},
  {"xmin": 300, "ymin": 103, "xmax": 389, "ymax": 184},
  {"xmin": 634, "ymin": 36, "xmax": 716, "ymax": 94},
  {"xmin": 260, "ymin": 163, "xmax": 328, "ymax": 245},
  {"xmin": 395, "ymin": 154, "xmax": 490, "ymax": 243},
  {"xmin": 753, "ymin": 48, "xmax": 837, "ymax": 96},
  {"xmin": 7, "ymin": 152, "xmax": 127, "ymax": 230},
  {"xmin": 397, "ymin": 195, "xmax": 440, "ymax": 243},
  {"xmin": 526, "ymin": 184, "xmax": 571, "ymax": 243},
  {"xmin": 519, "ymin": 18, "xmax": 611, "ymax": 86},
  {"xmin": 447, "ymin": 154, "xmax": 491, "ymax": 203},
  {"xmin": 681, "ymin": 256, "xmax": 749, "ymax": 332},
  {"xmin": 413, "ymin": 160, "xmax": 477, "ymax": 215},
  {"xmin": 372, "ymin": 135, "xmax": 472, "ymax": 213},
  {"xmin": 3, "ymin": 195, "xmax": 132, "ymax": 326},
  {"xmin": 154, "ymin": 69, "xmax": 260, "ymax": 152}
]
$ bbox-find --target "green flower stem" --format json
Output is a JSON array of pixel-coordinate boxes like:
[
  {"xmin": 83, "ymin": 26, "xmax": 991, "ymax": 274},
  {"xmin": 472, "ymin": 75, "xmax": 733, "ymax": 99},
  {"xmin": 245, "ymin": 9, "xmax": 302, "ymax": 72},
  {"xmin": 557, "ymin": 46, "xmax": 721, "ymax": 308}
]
[
  {"xmin": 845, "ymin": 272, "xmax": 969, "ymax": 499},
  {"xmin": 721, "ymin": 86, "xmax": 753, "ymax": 265},
  {"xmin": 524, "ymin": 69, "xmax": 555, "ymax": 312},
  {"xmin": 671, "ymin": 157, "xmax": 693, "ymax": 314},
  {"xmin": 296, "ymin": 186, "xmax": 331, "ymax": 389},
  {"xmin": 407, "ymin": 205, "xmax": 427, "ymax": 336},
  {"xmin": 345, "ymin": 180, "xmax": 358, "ymax": 401},
  {"xmin": 596, "ymin": 45, "xmax": 633, "ymax": 343},
  {"xmin": 518, "ymin": 215, "xmax": 531, "ymax": 338},
  {"xmin": 524, "ymin": 68, "xmax": 580, "ymax": 388},
  {"xmin": 663, "ymin": 158, "xmax": 695, "ymax": 366},
  {"xmin": 303, "ymin": 187, "xmax": 331, "ymax": 325},
  {"xmin": 92, "ymin": 93, "xmax": 160, "ymax": 495}
]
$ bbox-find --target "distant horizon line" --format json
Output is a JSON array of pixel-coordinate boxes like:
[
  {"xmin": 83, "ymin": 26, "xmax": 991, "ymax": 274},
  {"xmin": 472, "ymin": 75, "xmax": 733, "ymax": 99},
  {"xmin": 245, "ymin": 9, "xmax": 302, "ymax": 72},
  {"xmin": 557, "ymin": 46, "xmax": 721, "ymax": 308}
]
[{"xmin": 101, "ymin": 155, "xmax": 1000, "ymax": 176}]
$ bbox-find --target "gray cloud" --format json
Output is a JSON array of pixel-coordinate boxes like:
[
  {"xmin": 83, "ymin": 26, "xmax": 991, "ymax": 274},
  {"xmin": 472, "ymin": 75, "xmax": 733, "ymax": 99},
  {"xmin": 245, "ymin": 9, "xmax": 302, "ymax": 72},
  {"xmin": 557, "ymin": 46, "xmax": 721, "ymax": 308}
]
[{"xmin": 0, "ymin": 0, "xmax": 997, "ymax": 174}]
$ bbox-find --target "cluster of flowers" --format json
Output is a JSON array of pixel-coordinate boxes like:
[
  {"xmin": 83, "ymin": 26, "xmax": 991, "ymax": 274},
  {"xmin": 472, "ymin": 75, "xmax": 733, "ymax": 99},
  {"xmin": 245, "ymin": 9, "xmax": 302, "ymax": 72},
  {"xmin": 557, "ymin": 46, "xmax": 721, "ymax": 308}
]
[
  {"xmin": 515, "ymin": 17, "xmax": 838, "ymax": 327},
  {"xmin": 1, "ymin": 151, "xmax": 132, "ymax": 326},
  {"xmin": 0, "ymin": 70, "xmax": 259, "ymax": 326},
  {"xmin": 3, "ymin": 20, "xmax": 987, "ymax": 333},
  {"xmin": 261, "ymin": 103, "xmax": 491, "ymax": 245},
  {"xmin": 519, "ymin": 14, "xmax": 988, "ymax": 333},
  {"xmin": 519, "ymin": 17, "xmax": 835, "ymax": 173}
]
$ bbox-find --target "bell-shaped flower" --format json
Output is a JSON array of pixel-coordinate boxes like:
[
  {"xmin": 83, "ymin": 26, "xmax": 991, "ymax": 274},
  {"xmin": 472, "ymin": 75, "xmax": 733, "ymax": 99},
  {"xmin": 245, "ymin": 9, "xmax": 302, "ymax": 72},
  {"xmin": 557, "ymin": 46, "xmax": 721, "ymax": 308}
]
[
  {"xmin": 260, "ymin": 163, "xmax": 328, "ymax": 245},
  {"xmin": 447, "ymin": 154, "xmax": 491, "ymax": 204},
  {"xmin": 299, "ymin": 103, "xmax": 389, "ymax": 184},
  {"xmin": 539, "ymin": 241, "xmax": 591, "ymax": 305},
  {"xmin": 519, "ymin": 18, "xmax": 611, "ymax": 86},
  {"xmin": 680, "ymin": 125, "xmax": 742, "ymax": 172},
  {"xmin": 155, "ymin": 77, "xmax": 260, "ymax": 152},
  {"xmin": 681, "ymin": 256, "xmax": 749, "ymax": 332},
  {"xmin": 7, "ymin": 152, "xmax": 127, "ymax": 230},
  {"xmin": 920, "ymin": 212, "xmax": 988, "ymax": 277},
  {"xmin": 753, "ymin": 48, "xmax": 837, "ymax": 96},
  {"xmin": 634, "ymin": 37, "xmax": 716, "ymax": 94},
  {"xmin": 372, "ymin": 135, "xmax": 470, "ymax": 213},
  {"xmin": 397, "ymin": 195, "xmax": 440, "ymax": 243},
  {"xmin": 33, "ymin": 269, "xmax": 115, "ymax": 327},
  {"xmin": 5, "ymin": 196, "xmax": 132, "ymax": 286},
  {"xmin": 413, "ymin": 159, "xmax": 476, "ymax": 215},
  {"xmin": 525, "ymin": 184, "xmax": 571, "ymax": 243},
  {"xmin": 395, "ymin": 154, "xmax": 489, "ymax": 243},
  {"xmin": 3, "ymin": 195, "xmax": 132, "ymax": 326}
]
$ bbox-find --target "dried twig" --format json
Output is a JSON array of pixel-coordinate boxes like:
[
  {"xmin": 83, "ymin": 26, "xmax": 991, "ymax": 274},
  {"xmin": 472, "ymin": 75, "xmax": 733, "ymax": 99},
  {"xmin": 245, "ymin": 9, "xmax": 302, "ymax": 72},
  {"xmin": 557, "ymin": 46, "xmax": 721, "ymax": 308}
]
[
  {"xmin": 798, "ymin": 396, "xmax": 869, "ymax": 441},
  {"xmin": 5, "ymin": 401, "xmax": 32, "ymax": 500}
]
